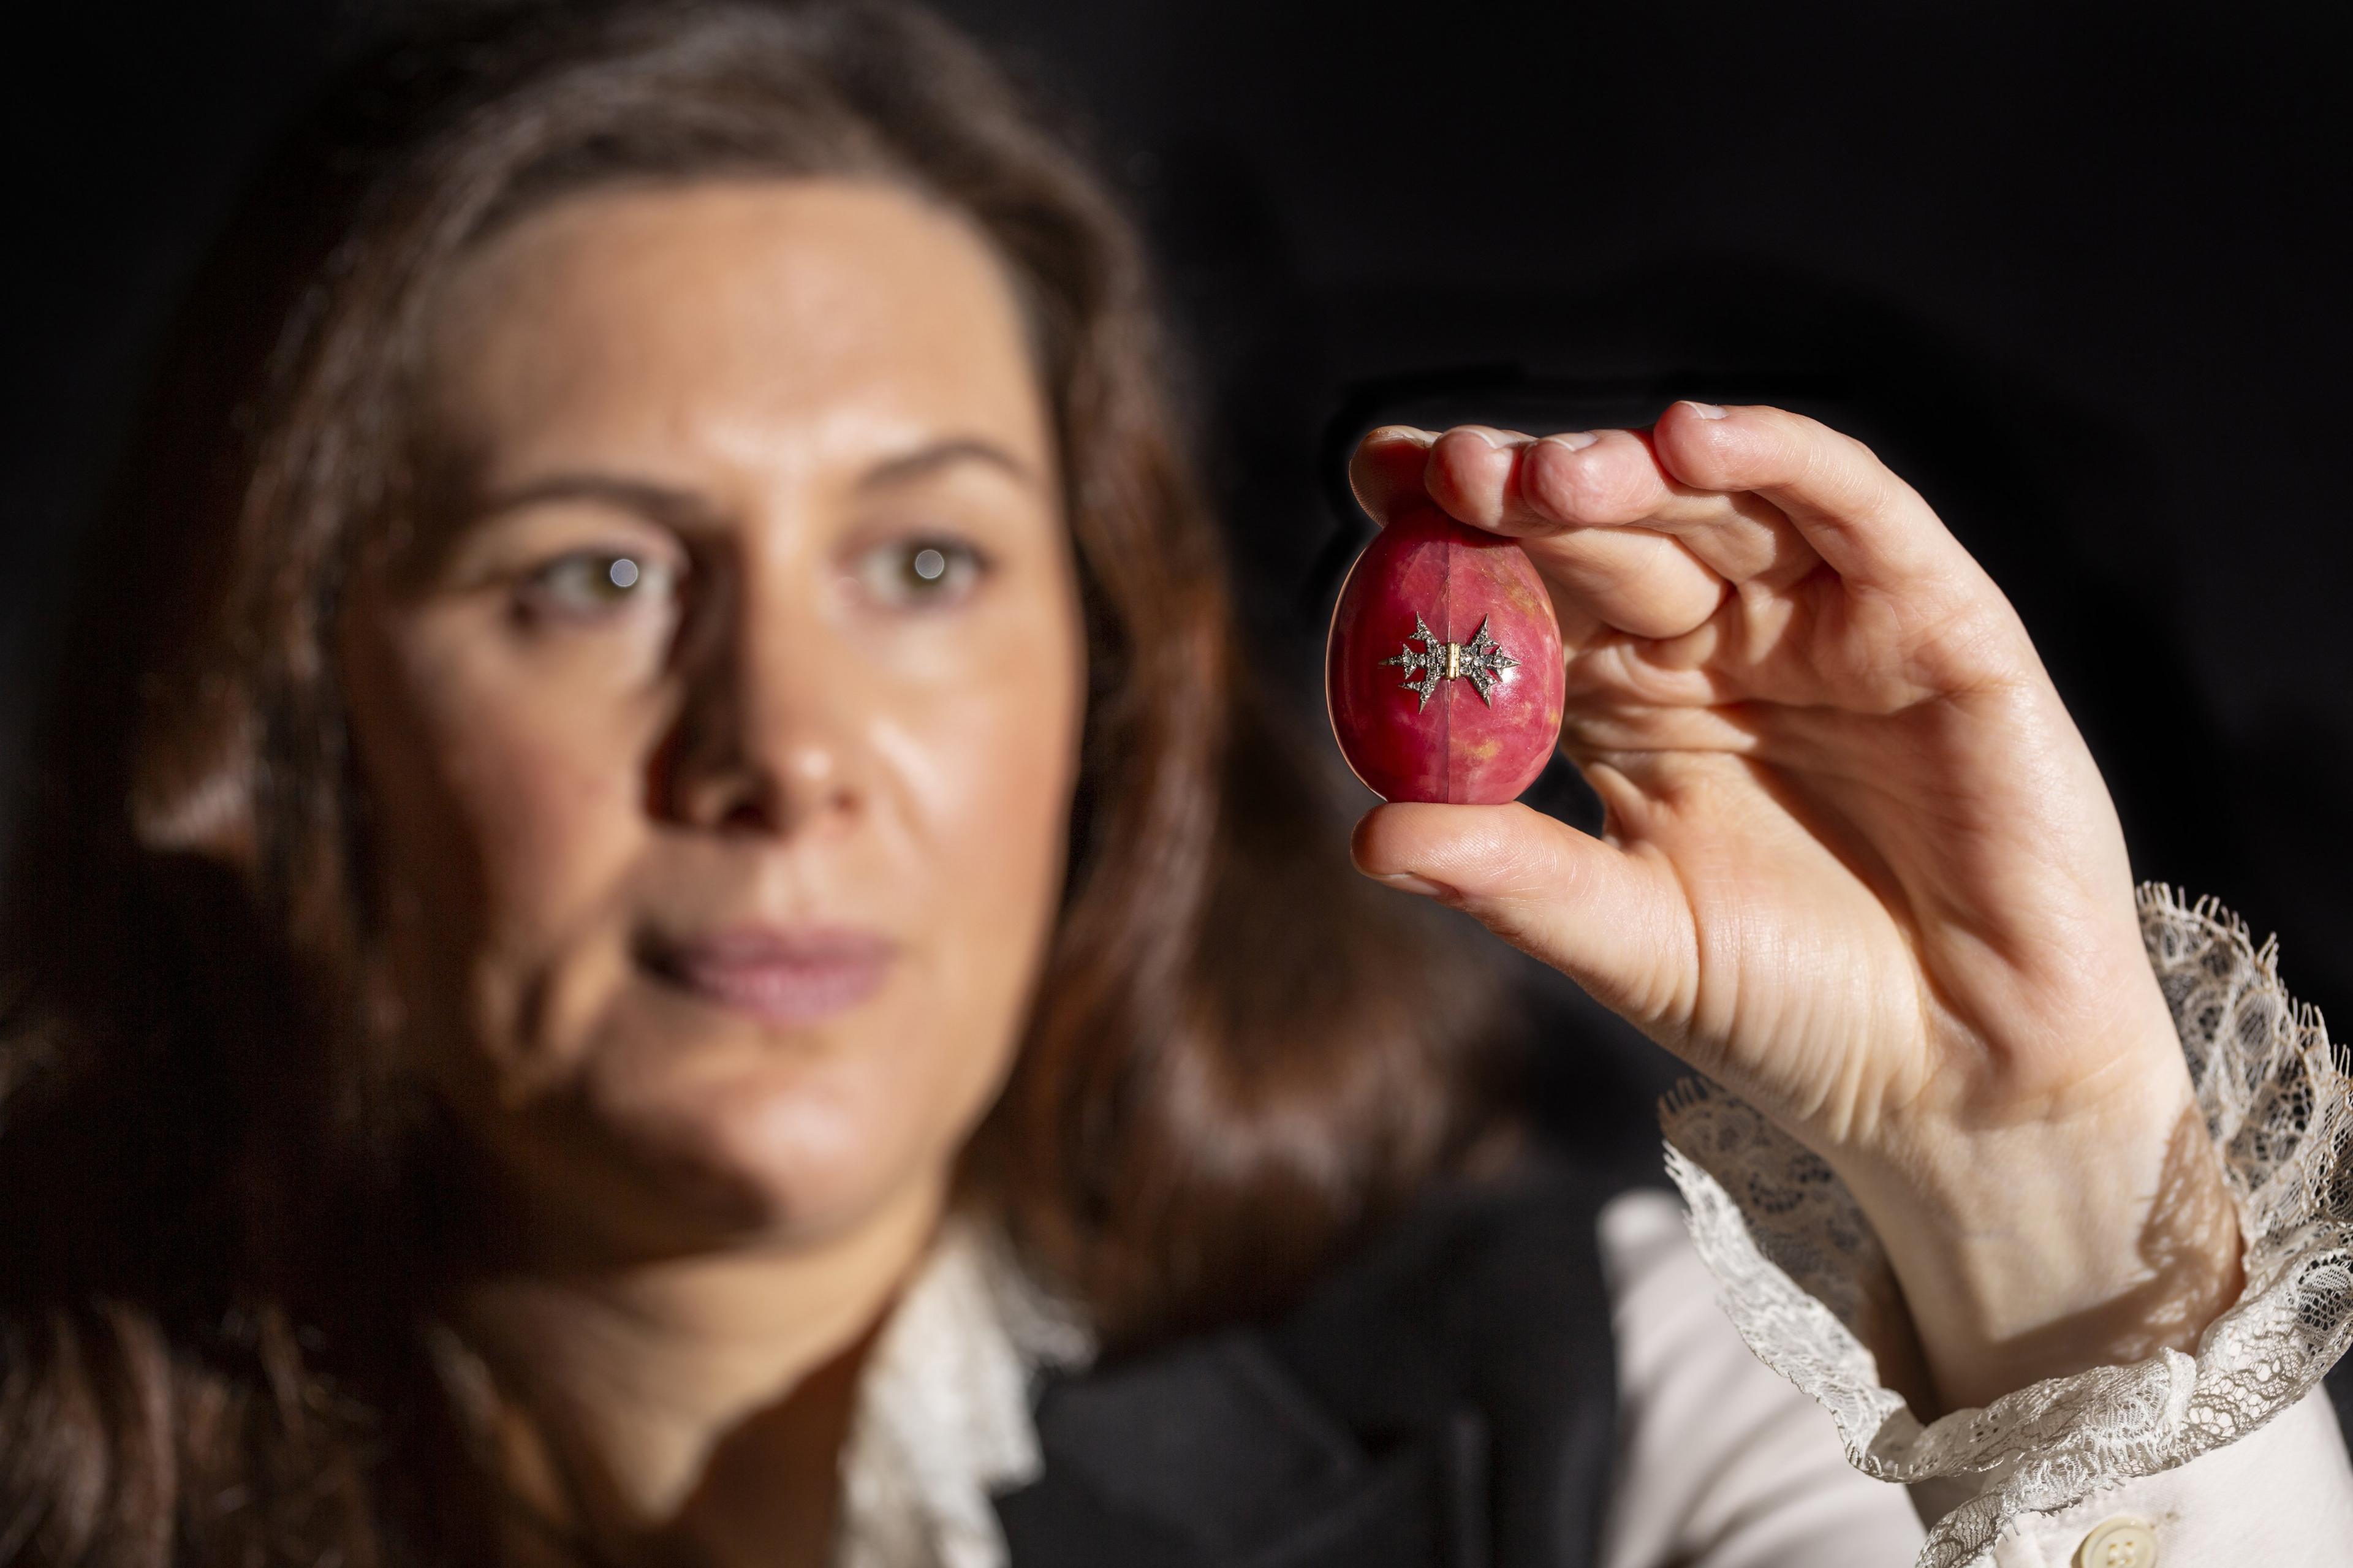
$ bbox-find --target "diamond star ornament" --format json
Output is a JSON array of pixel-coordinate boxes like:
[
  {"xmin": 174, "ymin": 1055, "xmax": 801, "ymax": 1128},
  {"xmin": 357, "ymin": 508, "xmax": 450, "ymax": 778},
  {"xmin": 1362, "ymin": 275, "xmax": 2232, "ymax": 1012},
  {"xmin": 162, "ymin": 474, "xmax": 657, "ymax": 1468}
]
[{"xmin": 1380, "ymin": 613, "xmax": 1520, "ymax": 709}]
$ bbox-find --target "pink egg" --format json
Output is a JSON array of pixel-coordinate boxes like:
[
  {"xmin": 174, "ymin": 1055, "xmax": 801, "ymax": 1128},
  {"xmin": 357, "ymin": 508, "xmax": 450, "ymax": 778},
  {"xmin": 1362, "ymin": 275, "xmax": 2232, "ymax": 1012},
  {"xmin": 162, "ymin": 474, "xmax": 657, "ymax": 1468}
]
[{"xmin": 1325, "ymin": 506, "xmax": 1564, "ymax": 804}]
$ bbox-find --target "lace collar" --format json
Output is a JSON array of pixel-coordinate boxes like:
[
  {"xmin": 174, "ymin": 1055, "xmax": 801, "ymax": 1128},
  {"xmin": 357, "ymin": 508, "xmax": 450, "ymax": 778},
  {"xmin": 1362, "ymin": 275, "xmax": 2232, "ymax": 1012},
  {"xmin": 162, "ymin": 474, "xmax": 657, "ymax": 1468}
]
[{"xmin": 832, "ymin": 1216, "xmax": 1094, "ymax": 1568}]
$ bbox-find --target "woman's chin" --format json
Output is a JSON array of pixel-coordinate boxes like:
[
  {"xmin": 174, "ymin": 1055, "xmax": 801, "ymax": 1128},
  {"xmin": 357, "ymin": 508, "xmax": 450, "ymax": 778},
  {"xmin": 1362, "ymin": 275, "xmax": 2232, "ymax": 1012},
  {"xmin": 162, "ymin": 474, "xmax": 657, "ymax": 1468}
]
[{"xmin": 490, "ymin": 1021, "xmax": 967, "ymax": 1260}]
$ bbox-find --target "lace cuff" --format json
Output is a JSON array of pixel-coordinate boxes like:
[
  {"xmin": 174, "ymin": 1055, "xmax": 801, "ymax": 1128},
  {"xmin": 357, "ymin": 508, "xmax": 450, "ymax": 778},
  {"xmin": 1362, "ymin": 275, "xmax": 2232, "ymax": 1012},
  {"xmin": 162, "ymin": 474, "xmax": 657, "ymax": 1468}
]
[{"xmin": 1659, "ymin": 885, "xmax": 2353, "ymax": 1568}]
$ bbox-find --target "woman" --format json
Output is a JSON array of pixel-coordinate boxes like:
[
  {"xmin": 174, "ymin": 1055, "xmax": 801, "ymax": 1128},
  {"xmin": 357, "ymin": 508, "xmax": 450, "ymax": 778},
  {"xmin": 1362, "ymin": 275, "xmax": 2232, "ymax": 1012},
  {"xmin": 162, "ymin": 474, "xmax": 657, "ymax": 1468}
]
[{"xmin": 1, "ymin": 2, "xmax": 2346, "ymax": 1566}]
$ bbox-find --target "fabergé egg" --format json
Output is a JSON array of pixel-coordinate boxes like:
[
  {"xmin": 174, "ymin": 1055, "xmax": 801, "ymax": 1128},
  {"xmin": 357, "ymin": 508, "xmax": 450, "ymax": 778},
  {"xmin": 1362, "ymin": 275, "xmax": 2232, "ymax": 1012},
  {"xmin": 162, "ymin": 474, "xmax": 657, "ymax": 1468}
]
[{"xmin": 1324, "ymin": 506, "xmax": 1564, "ymax": 804}]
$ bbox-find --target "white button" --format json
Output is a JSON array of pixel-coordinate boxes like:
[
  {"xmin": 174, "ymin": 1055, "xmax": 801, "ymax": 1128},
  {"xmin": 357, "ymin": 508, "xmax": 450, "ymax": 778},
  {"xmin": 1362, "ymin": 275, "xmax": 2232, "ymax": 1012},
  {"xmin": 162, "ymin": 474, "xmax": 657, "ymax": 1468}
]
[{"xmin": 2075, "ymin": 1517, "xmax": 2158, "ymax": 1568}]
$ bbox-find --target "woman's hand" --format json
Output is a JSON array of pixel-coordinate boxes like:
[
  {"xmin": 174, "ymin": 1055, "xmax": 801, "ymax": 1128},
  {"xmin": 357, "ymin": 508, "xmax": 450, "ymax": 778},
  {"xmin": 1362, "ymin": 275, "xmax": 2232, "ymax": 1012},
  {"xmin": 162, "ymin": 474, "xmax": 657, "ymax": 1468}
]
[{"xmin": 1347, "ymin": 404, "xmax": 2244, "ymax": 1412}]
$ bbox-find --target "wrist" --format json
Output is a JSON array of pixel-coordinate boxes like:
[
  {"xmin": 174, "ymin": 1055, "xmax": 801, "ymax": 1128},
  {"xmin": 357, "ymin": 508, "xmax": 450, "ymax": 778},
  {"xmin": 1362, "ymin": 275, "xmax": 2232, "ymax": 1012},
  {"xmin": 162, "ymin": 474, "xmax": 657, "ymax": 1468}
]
[{"xmin": 1844, "ymin": 1081, "xmax": 2245, "ymax": 1414}]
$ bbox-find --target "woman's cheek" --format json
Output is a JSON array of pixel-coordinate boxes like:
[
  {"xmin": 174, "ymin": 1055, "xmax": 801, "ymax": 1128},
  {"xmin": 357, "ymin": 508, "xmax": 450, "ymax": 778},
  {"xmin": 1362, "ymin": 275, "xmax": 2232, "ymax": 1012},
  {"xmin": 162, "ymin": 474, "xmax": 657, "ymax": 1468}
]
[
  {"xmin": 461, "ymin": 697, "xmax": 648, "ymax": 930},
  {"xmin": 871, "ymin": 686, "xmax": 1069, "ymax": 929},
  {"xmin": 398, "ymin": 630, "xmax": 665, "ymax": 1086},
  {"xmin": 856, "ymin": 724, "xmax": 1062, "ymax": 1184},
  {"xmin": 873, "ymin": 621, "xmax": 1082, "ymax": 998}
]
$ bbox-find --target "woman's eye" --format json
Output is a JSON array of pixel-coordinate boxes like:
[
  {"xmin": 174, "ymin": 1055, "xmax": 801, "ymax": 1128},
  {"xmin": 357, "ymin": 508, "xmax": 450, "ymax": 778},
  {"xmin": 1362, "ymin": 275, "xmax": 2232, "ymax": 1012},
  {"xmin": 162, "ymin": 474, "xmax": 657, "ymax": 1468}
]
[
  {"xmin": 851, "ymin": 537, "xmax": 990, "ymax": 608},
  {"xmin": 521, "ymin": 550, "xmax": 681, "ymax": 619}
]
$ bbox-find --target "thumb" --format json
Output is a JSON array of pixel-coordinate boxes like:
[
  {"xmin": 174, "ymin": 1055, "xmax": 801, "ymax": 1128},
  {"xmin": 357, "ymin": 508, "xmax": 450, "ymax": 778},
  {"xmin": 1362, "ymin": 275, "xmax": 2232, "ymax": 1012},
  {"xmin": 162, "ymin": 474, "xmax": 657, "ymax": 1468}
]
[{"xmin": 1351, "ymin": 801, "xmax": 1692, "ymax": 1029}]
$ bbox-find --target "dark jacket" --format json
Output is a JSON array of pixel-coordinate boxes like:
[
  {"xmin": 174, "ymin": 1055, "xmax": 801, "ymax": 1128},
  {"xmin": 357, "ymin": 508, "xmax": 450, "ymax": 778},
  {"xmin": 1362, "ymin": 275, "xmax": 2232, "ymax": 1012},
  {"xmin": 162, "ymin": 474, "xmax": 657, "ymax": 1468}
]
[{"xmin": 995, "ymin": 1164, "xmax": 1621, "ymax": 1568}]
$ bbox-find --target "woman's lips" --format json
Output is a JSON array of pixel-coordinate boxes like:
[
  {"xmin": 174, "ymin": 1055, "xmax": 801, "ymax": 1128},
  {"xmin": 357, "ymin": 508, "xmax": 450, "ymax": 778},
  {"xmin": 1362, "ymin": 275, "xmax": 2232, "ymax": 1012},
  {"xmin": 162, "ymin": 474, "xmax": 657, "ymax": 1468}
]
[{"xmin": 647, "ymin": 926, "xmax": 897, "ymax": 1026}]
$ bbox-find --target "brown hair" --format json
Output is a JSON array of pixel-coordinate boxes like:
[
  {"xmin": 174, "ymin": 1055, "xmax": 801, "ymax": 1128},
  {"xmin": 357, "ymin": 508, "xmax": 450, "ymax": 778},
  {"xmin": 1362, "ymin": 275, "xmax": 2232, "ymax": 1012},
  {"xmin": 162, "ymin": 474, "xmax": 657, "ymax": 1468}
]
[{"xmin": 0, "ymin": 2, "xmax": 1517, "ymax": 1562}]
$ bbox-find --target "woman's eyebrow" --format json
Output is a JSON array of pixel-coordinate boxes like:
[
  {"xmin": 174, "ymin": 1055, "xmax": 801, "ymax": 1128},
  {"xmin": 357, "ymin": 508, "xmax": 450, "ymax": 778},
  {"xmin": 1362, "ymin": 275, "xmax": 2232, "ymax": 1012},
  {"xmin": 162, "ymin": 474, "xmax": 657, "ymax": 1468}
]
[
  {"xmin": 472, "ymin": 472, "xmax": 723, "ymax": 528},
  {"xmin": 857, "ymin": 437, "xmax": 1041, "ymax": 492},
  {"xmin": 471, "ymin": 442, "xmax": 1039, "ymax": 518}
]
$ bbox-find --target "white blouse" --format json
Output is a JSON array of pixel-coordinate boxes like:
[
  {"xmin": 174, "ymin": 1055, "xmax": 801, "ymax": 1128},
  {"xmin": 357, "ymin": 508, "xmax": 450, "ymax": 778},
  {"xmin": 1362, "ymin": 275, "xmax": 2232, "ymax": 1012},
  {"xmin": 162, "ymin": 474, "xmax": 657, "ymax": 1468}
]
[{"xmin": 834, "ymin": 887, "xmax": 2353, "ymax": 1568}]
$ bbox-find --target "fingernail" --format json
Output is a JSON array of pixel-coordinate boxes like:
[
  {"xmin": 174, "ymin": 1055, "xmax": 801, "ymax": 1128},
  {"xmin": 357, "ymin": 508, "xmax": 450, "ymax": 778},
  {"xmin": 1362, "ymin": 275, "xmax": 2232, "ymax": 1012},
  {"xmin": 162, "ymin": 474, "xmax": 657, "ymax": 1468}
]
[
  {"xmin": 1542, "ymin": 430, "xmax": 1601, "ymax": 452},
  {"xmin": 1464, "ymin": 426, "xmax": 1524, "ymax": 450},
  {"xmin": 1685, "ymin": 401, "xmax": 1728, "ymax": 420},
  {"xmin": 1377, "ymin": 871, "xmax": 1455, "ymax": 899}
]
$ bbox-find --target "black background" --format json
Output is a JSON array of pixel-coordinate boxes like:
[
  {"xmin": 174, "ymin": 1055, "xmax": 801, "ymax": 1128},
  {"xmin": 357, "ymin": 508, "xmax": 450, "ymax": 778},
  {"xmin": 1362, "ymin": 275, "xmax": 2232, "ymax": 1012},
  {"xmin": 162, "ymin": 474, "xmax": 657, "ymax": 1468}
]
[{"xmin": 7, "ymin": 0, "xmax": 2351, "ymax": 1424}]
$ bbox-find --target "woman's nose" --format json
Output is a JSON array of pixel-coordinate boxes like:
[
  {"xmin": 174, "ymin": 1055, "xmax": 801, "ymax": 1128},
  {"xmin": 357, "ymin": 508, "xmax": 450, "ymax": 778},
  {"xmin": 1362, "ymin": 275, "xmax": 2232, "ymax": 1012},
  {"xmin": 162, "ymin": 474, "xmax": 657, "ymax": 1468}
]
[{"xmin": 655, "ymin": 585, "xmax": 865, "ymax": 836}]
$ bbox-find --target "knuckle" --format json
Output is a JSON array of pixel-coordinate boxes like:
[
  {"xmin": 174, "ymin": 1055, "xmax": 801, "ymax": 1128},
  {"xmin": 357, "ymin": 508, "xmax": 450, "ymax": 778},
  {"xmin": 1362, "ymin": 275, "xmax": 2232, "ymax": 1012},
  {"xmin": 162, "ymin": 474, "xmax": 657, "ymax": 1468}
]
[
  {"xmin": 1531, "ymin": 439, "xmax": 1653, "ymax": 524},
  {"xmin": 1422, "ymin": 447, "xmax": 1485, "ymax": 520},
  {"xmin": 1794, "ymin": 431, "xmax": 1893, "ymax": 525},
  {"xmin": 1908, "ymin": 590, "xmax": 2031, "ymax": 685}
]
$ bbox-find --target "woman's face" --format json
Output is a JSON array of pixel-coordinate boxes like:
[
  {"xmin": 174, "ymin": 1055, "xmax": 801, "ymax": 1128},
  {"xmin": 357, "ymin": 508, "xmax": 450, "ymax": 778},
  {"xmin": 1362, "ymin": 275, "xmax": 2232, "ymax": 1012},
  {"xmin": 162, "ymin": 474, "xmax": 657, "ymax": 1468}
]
[{"xmin": 341, "ymin": 180, "xmax": 1085, "ymax": 1260}]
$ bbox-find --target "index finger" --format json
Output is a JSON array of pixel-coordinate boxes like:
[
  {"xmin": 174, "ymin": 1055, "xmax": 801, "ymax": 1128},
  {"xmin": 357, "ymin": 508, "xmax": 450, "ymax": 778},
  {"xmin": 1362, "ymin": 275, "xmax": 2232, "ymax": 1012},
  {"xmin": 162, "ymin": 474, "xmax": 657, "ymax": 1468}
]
[{"xmin": 1347, "ymin": 425, "xmax": 1444, "ymax": 524}]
